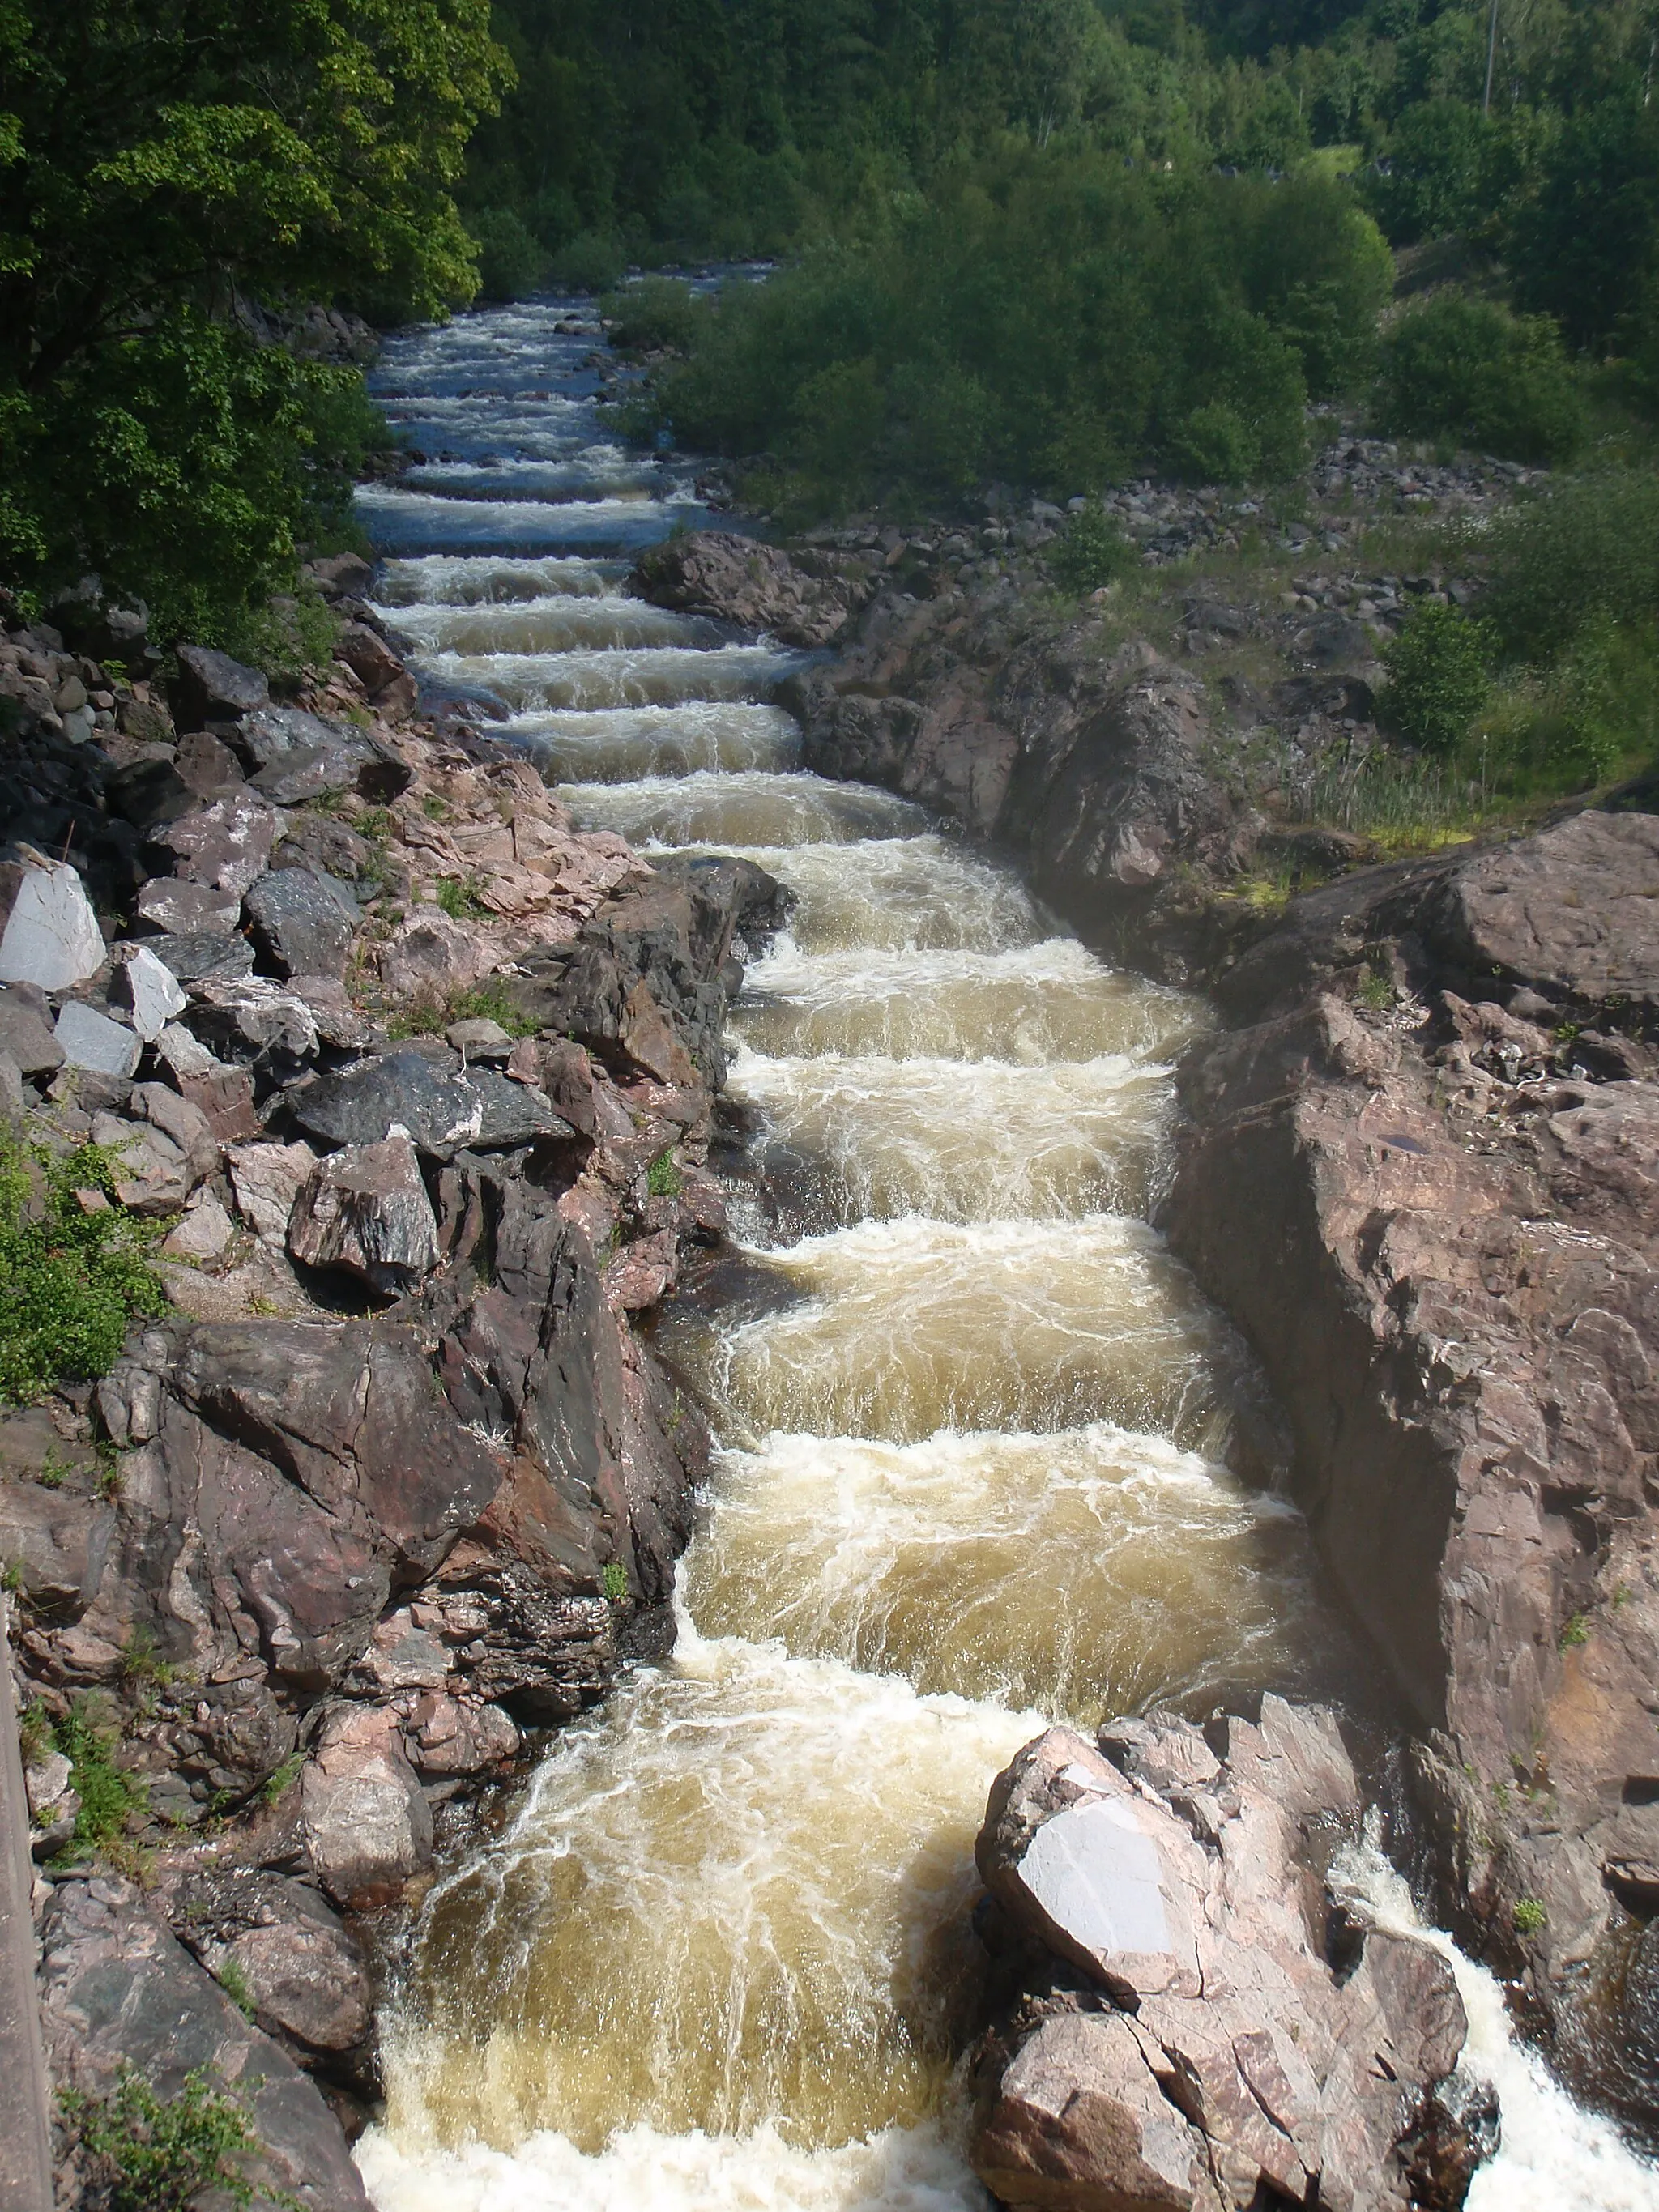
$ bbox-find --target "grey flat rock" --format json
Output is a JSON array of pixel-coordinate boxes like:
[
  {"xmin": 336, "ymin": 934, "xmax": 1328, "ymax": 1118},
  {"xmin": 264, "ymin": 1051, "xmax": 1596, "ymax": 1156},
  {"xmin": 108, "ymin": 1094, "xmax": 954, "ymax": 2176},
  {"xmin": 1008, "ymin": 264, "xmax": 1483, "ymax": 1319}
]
[
  {"xmin": 53, "ymin": 1001, "xmax": 141, "ymax": 1079},
  {"xmin": 0, "ymin": 856, "xmax": 104, "ymax": 991}
]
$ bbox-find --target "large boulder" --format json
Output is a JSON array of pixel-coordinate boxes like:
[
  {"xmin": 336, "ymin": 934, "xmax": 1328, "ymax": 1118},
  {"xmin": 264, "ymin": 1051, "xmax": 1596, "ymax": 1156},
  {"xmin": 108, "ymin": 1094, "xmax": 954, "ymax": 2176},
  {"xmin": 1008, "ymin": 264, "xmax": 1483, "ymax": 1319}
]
[
  {"xmin": 289, "ymin": 1050, "xmax": 573, "ymax": 1158},
  {"xmin": 630, "ymin": 530, "xmax": 872, "ymax": 646},
  {"xmin": 173, "ymin": 645, "xmax": 270, "ymax": 727},
  {"xmin": 87, "ymin": 1319, "xmax": 502, "ymax": 1692},
  {"xmin": 243, "ymin": 867, "xmax": 359, "ymax": 980},
  {"xmin": 286, "ymin": 1133, "xmax": 441, "ymax": 1293},
  {"xmin": 0, "ymin": 852, "xmax": 104, "ymax": 991},
  {"xmin": 971, "ymin": 1708, "xmax": 1473, "ymax": 2212},
  {"xmin": 39, "ymin": 1876, "xmax": 369, "ymax": 2210},
  {"xmin": 170, "ymin": 1867, "xmax": 373, "ymax": 2057}
]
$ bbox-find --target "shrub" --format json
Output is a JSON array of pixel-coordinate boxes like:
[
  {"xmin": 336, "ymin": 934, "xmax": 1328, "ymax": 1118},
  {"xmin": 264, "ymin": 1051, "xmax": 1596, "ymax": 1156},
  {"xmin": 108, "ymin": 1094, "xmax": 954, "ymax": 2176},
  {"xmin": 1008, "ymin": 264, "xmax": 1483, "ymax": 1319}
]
[
  {"xmin": 602, "ymin": 1560, "xmax": 629, "ymax": 1603},
  {"xmin": 63, "ymin": 2066, "xmax": 291, "ymax": 2212},
  {"xmin": 1363, "ymin": 100, "xmax": 1493, "ymax": 245},
  {"xmin": 1048, "ymin": 504, "xmax": 1137, "ymax": 594},
  {"xmin": 469, "ymin": 207, "xmax": 548, "ymax": 300},
  {"xmin": 0, "ymin": 1134, "xmax": 164, "ymax": 1404},
  {"xmin": 1482, "ymin": 473, "xmax": 1659, "ymax": 663},
  {"xmin": 1374, "ymin": 292, "xmax": 1584, "ymax": 464},
  {"xmin": 1512, "ymin": 1896, "xmax": 1547, "ymax": 1935},
  {"xmin": 1380, "ymin": 602, "xmax": 1495, "ymax": 753},
  {"xmin": 553, "ymin": 228, "xmax": 629, "ymax": 292},
  {"xmin": 603, "ymin": 277, "xmax": 699, "ymax": 355}
]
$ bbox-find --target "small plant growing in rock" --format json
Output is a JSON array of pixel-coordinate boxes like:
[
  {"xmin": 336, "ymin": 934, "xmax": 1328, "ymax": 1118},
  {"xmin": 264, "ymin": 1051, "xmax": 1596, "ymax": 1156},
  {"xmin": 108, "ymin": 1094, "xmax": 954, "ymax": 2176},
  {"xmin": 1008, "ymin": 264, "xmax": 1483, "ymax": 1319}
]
[
  {"xmin": 646, "ymin": 1150, "xmax": 683, "ymax": 1199},
  {"xmin": 215, "ymin": 1956, "xmax": 257, "ymax": 2020},
  {"xmin": 1355, "ymin": 966, "xmax": 1394, "ymax": 1011},
  {"xmin": 62, "ymin": 2065, "xmax": 296, "ymax": 2212},
  {"xmin": 435, "ymin": 874, "xmax": 488, "ymax": 922},
  {"xmin": 260, "ymin": 1750, "xmax": 305, "ymax": 1806},
  {"xmin": 1047, "ymin": 503, "xmax": 1136, "ymax": 595},
  {"xmin": 603, "ymin": 1561, "xmax": 629, "ymax": 1604},
  {"xmin": 1513, "ymin": 1896, "xmax": 1547, "ymax": 1937},
  {"xmin": 1559, "ymin": 1612, "xmax": 1590, "ymax": 1650},
  {"xmin": 53, "ymin": 1696, "xmax": 145, "ymax": 1859},
  {"xmin": 0, "ymin": 1132, "xmax": 164, "ymax": 1403}
]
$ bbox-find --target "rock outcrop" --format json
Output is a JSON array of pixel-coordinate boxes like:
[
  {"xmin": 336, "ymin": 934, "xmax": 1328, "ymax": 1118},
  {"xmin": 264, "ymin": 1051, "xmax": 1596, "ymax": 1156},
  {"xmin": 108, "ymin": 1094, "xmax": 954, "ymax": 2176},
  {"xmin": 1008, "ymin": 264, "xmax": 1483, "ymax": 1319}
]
[
  {"xmin": 0, "ymin": 590, "xmax": 787, "ymax": 2196},
  {"xmin": 1160, "ymin": 808, "xmax": 1659, "ymax": 2116},
  {"xmin": 970, "ymin": 1704, "xmax": 1486, "ymax": 2212},
  {"xmin": 631, "ymin": 528, "xmax": 875, "ymax": 646}
]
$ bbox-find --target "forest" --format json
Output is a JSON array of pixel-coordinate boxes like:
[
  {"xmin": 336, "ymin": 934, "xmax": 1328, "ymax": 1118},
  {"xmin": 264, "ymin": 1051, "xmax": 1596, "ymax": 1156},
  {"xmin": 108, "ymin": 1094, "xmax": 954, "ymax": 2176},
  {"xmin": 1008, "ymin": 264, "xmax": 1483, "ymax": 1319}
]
[{"xmin": 2, "ymin": 0, "xmax": 1659, "ymax": 628}]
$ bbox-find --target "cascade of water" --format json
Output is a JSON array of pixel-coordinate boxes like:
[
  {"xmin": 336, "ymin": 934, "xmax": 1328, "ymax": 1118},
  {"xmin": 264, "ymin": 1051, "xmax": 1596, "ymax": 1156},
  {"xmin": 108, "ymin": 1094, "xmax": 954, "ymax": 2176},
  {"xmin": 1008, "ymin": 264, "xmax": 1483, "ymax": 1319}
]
[{"xmin": 352, "ymin": 292, "xmax": 1659, "ymax": 2212}]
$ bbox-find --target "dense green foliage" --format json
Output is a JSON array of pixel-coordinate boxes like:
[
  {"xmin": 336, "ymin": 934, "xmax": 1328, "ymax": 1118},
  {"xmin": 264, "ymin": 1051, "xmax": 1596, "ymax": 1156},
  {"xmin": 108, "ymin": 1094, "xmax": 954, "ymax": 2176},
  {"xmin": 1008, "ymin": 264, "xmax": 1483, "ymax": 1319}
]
[
  {"xmin": 64, "ymin": 2067, "xmax": 289, "ymax": 2212},
  {"xmin": 1379, "ymin": 599, "xmax": 1494, "ymax": 751},
  {"xmin": 0, "ymin": 1134, "xmax": 165, "ymax": 1404},
  {"xmin": 53, "ymin": 1698, "xmax": 147, "ymax": 1857},
  {"xmin": 0, "ymin": 0, "xmax": 507, "ymax": 636},
  {"xmin": 1375, "ymin": 292, "xmax": 1583, "ymax": 461},
  {"xmin": 655, "ymin": 163, "xmax": 1388, "ymax": 508}
]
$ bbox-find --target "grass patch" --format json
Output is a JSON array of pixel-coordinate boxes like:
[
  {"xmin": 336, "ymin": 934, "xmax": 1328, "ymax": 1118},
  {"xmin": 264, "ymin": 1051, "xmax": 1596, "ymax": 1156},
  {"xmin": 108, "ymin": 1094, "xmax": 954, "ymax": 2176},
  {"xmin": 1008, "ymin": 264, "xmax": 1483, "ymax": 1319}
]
[
  {"xmin": 62, "ymin": 2065, "xmax": 296, "ymax": 2212},
  {"xmin": 435, "ymin": 875, "xmax": 488, "ymax": 923},
  {"xmin": 646, "ymin": 1150, "xmax": 683, "ymax": 1199},
  {"xmin": 602, "ymin": 1560, "xmax": 629, "ymax": 1604},
  {"xmin": 385, "ymin": 979, "xmax": 540, "ymax": 1043},
  {"xmin": 53, "ymin": 1696, "xmax": 146, "ymax": 1859},
  {"xmin": 1512, "ymin": 1896, "xmax": 1547, "ymax": 1936},
  {"xmin": 0, "ymin": 1132, "xmax": 165, "ymax": 1404}
]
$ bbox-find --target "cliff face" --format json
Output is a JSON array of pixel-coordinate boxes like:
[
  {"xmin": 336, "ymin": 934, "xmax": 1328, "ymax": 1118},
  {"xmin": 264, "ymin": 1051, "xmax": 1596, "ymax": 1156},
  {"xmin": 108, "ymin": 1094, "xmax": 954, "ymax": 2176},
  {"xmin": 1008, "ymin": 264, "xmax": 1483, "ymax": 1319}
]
[
  {"xmin": 1162, "ymin": 815, "xmax": 1659, "ymax": 2118},
  {"xmin": 638, "ymin": 531, "xmax": 1659, "ymax": 2123},
  {"xmin": 0, "ymin": 578, "xmax": 788, "ymax": 2191}
]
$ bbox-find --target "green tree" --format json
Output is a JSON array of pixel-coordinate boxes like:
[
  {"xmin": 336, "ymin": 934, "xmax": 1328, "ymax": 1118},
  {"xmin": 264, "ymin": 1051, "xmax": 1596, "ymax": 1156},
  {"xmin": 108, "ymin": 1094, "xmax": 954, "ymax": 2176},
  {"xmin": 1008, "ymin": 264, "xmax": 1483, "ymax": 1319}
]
[
  {"xmin": 0, "ymin": 0, "xmax": 509, "ymax": 632},
  {"xmin": 1375, "ymin": 290, "xmax": 1584, "ymax": 462}
]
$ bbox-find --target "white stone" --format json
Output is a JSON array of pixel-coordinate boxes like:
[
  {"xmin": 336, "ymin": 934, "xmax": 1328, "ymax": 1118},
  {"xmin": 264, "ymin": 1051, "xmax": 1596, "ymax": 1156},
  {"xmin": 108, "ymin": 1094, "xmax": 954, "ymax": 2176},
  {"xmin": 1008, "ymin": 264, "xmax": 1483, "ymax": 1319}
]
[
  {"xmin": 161, "ymin": 1192, "xmax": 234, "ymax": 1262},
  {"xmin": 0, "ymin": 858, "xmax": 104, "ymax": 991},
  {"xmin": 228, "ymin": 1138, "xmax": 318, "ymax": 1245},
  {"xmin": 113, "ymin": 944, "xmax": 187, "ymax": 1042},
  {"xmin": 53, "ymin": 1001, "xmax": 140, "ymax": 1078},
  {"xmin": 1019, "ymin": 1794, "xmax": 1175, "ymax": 1960},
  {"xmin": 153, "ymin": 1022, "xmax": 217, "ymax": 1078}
]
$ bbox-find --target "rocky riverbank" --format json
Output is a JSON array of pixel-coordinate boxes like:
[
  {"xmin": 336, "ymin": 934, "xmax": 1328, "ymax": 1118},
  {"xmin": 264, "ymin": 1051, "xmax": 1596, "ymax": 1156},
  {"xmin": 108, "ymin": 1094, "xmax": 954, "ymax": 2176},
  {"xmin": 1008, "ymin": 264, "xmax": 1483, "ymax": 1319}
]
[
  {"xmin": 638, "ymin": 515, "xmax": 1659, "ymax": 2145},
  {"xmin": 0, "ymin": 573, "xmax": 785, "ymax": 2201}
]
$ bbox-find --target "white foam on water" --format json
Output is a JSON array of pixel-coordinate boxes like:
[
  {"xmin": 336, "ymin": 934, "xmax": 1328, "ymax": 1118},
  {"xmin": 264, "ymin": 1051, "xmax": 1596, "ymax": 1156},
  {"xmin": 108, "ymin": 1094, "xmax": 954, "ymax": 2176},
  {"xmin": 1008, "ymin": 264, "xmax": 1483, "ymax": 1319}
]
[
  {"xmin": 510, "ymin": 701, "xmax": 801, "ymax": 779},
  {"xmin": 354, "ymin": 484, "xmax": 707, "ymax": 552},
  {"xmin": 419, "ymin": 641, "xmax": 809, "ymax": 710},
  {"xmin": 1335, "ymin": 1833, "xmax": 1659, "ymax": 2211},
  {"xmin": 383, "ymin": 595, "xmax": 720, "ymax": 654},
  {"xmin": 356, "ymin": 2112, "xmax": 990, "ymax": 2212},
  {"xmin": 373, "ymin": 554, "xmax": 619, "ymax": 605},
  {"xmin": 560, "ymin": 768, "xmax": 927, "ymax": 848}
]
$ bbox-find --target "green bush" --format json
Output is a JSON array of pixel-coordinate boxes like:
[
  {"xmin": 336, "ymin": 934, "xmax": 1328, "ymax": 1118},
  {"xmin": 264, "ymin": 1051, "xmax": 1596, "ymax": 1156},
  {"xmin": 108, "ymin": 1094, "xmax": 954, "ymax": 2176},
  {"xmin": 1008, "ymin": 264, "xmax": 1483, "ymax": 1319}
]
[
  {"xmin": 660, "ymin": 148, "xmax": 1381, "ymax": 510},
  {"xmin": 1048, "ymin": 503, "xmax": 1137, "ymax": 594},
  {"xmin": 469, "ymin": 207, "xmax": 548, "ymax": 300},
  {"xmin": 553, "ymin": 228, "xmax": 629, "ymax": 292},
  {"xmin": 1374, "ymin": 292, "xmax": 1584, "ymax": 463},
  {"xmin": 1482, "ymin": 473, "xmax": 1659, "ymax": 663},
  {"xmin": 603, "ymin": 277, "xmax": 699, "ymax": 355},
  {"xmin": 1363, "ymin": 100, "xmax": 1493, "ymax": 245},
  {"xmin": 1380, "ymin": 601, "xmax": 1495, "ymax": 753},
  {"xmin": 0, "ymin": 1135, "xmax": 165, "ymax": 1404},
  {"xmin": 64, "ymin": 2066, "xmax": 291, "ymax": 2212}
]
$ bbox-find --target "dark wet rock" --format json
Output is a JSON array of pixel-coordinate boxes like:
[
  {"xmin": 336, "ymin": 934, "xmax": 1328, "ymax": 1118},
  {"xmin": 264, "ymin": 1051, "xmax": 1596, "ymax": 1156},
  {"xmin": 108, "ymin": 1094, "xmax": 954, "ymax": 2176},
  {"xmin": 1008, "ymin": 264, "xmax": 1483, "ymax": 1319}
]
[
  {"xmin": 630, "ymin": 529, "xmax": 872, "ymax": 646},
  {"xmin": 105, "ymin": 752, "xmax": 198, "ymax": 830},
  {"xmin": 39, "ymin": 1875, "xmax": 369, "ymax": 2210},
  {"xmin": 243, "ymin": 867, "xmax": 359, "ymax": 980},
  {"xmin": 173, "ymin": 646, "xmax": 270, "ymax": 729},
  {"xmin": 143, "ymin": 929, "xmax": 258, "ymax": 986},
  {"xmin": 289, "ymin": 1050, "xmax": 574, "ymax": 1158},
  {"xmin": 972, "ymin": 1709, "xmax": 1473, "ymax": 2212}
]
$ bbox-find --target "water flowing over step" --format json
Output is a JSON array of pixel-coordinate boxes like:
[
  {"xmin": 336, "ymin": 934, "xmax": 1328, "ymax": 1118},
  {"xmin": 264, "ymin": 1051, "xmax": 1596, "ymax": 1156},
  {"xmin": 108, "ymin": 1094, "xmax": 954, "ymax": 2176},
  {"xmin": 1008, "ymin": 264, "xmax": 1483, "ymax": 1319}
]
[{"xmin": 353, "ymin": 294, "xmax": 1659, "ymax": 2212}]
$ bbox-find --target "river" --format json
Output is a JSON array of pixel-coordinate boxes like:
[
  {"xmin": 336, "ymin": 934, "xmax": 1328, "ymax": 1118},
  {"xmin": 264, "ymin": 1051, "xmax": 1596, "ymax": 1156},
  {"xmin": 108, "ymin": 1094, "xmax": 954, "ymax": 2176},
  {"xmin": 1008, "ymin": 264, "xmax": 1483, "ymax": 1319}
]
[{"xmin": 349, "ymin": 291, "xmax": 1659, "ymax": 2212}]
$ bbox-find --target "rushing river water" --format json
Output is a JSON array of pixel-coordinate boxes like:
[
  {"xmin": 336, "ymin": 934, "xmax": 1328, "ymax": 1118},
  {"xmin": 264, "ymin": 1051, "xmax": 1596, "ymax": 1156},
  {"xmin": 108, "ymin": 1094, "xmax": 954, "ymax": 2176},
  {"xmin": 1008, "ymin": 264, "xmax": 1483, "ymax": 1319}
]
[{"xmin": 352, "ymin": 294, "xmax": 1659, "ymax": 2212}]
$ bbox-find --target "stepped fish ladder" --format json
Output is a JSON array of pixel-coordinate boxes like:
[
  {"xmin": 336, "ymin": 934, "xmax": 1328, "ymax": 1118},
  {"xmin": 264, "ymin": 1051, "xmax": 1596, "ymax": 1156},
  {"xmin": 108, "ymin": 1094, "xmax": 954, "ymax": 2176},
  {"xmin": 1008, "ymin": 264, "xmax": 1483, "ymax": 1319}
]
[{"xmin": 353, "ymin": 294, "xmax": 1659, "ymax": 2212}]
